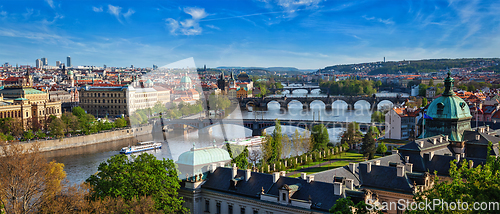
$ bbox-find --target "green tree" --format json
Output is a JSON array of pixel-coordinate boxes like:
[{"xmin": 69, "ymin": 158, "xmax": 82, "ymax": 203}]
[
  {"xmin": 371, "ymin": 111, "xmax": 385, "ymax": 123},
  {"xmin": 428, "ymin": 78, "xmax": 434, "ymax": 86},
  {"xmin": 330, "ymin": 197, "xmax": 374, "ymax": 214},
  {"xmin": 61, "ymin": 112, "xmax": 80, "ymax": 134},
  {"xmin": 226, "ymin": 143, "xmax": 234, "ymax": 158},
  {"xmin": 49, "ymin": 117, "xmax": 66, "ymax": 138},
  {"xmin": 341, "ymin": 122, "xmax": 361, "ymax": 149},
  {"xmin": 36, "ymin": 130, "xmax": 46, "ymax": 138},
  {"xmin": 72, "ymin": 106, "xmax": 86, "ymax": 118},
  {"xmin": 23, "ymin": 130, "xmax": 35, "ymax": 140},
  {"xmin": 418, "ymin": 84, "xmax": 429, "ymax": 96},
  {"xmin": 410, "ymin": 143, "xmax": 500, "ymax": 214},
  {"xmin": 114, "ymin": 117, "xmax": 127, "ymax": 128},
  {"xmin": 86, "ymin": 153, "xmax": 187, "ymax": 213},
  {"xmin": 270, "ymin": 120, "xmax": 283, "ymax": 162},
  {"xmin": 361, "ymin": 128, "xmax": 376, "ymax": 159},
  {"xmin": 376, "ymin": 142, "xmax": 387, "ymax": 156},
  {"xmin": 292, "ymin": 129, "xmax": 301, "ymax": 156},
  {"xmin": 282, "ymin": 134, "xmax": 292, "ymax": 159},
  {"xmin": 421, "ymin": 97, "xmax": 428, "ymax": 107},
  {"xmin": 311, "ymin": 124, "xmax": 329, "ymax": 151},
  {"xmin": 231, "ymin": 146, "xmax": 249, "ymax": 169}
]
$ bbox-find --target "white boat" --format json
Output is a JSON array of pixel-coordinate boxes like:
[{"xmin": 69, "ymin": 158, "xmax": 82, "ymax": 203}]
[
  {"xmin": 120, "ymin": 142, "xmax": 162, "ymax": 154},
  {"xmin": 224, "ymin": 136, "xmax": 264, "ymax": 146}
]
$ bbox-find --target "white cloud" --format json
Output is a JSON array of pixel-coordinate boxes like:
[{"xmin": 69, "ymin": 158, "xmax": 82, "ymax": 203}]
[
  {"xmin": 92, "ymin": 6, "xmax": 103, "ymax": 12},
  {"xmin": 362, "ymin": 15, "xmax": 394, "ymax": 25},
  {"xmin": 107, "ymin": 5, "xmax": 135, "ymax": 23},
  {"xmin": 23, "ymin": 8, "xmax": 34, "ymax": 20},
  {"xmin": 45, "ymin": 0, "xmax": 55, "ymax": 9},
  {"xmin": 123, "ymin": 9, "xmax": 135, "ymax": 18},
  {"xmin": 166, "ymin": 7, "xmax": 209, "ymax": 36}
]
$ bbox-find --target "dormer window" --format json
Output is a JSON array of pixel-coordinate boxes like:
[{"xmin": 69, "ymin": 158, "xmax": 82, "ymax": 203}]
[{"xmin": 437, "ymin": 102, "xmax": 444, "ymax": 114}]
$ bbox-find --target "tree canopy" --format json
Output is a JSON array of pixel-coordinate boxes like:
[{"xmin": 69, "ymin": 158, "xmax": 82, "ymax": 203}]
[
  {"xmin": 320, "ymin": 79, "xmax": 377, "ymax": 96},
  {"xmin": 361, "ymin": 128, "xmax": 376, "ymax": 160},
  {"xmin": 311, "ymin": 124, "xmax": 329, "ymax": 151},
  {"xmin": 86, "ymin": 153, "xmax": 187, "ymax": 213}
]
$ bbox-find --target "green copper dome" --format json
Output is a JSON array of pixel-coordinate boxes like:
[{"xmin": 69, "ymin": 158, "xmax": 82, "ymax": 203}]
[
  {"xmin": 423, "ymin": 72, "xmax": 472, "ymax": 142},
  {"xmin": 176, "ymin": 146, "xmax": 231, "ymax": 166},
  {"xmin": 180, "ymin": 76, "xmax": 192, "ymax": 83}
]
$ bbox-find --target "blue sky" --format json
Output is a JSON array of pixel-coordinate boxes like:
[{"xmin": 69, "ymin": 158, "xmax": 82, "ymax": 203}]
[{"xmin": 0, "ymin": 0, "xmax": 499, "ymax": 69}]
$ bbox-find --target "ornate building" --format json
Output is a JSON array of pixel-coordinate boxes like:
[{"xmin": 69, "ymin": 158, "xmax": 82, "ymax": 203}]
[
  {"xmin": 421, "ymin": 72, "xmax": 472, "ymax": 143},
  {"xmin": 0, "ymin": 71, "xmax": 62, "ymax": 130}
]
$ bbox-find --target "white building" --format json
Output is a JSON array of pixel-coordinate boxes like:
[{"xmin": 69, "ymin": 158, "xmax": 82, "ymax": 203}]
[
  {"xmin": 385, "ymin": 107, "xmax": 419, "ymax": 140},
  {"xmin": 127, "ymin": 85, "xmax": 158, "ymax": 115}
]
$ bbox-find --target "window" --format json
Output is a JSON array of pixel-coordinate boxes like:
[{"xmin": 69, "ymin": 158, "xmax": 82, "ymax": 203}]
[
  {"xmin": 228, "ymin": 204, "xmax": 233, "ymax": 214},
  {"xmin": 216, "ymin": 202, "xmax": 221, "ymax": 214},
  {"xmin": 253, "ymin": 210, "xmax": 258, "ymax": 214},
  {"xmin": 240, "ymin": 207, "xmax": 245, "ymax": 214},
  {"xmin": 205, "ymin": 200, "xmax": 210, "ymax": 212},
  {"xmin": 282, "ymin": 193, "xmax": 286, "ymax": 201}
]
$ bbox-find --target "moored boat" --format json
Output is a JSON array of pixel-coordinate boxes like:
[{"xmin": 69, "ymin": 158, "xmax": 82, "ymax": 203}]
[{"xmin": 120, "ymin": 142, "xmax": 162, "ymax": 154}]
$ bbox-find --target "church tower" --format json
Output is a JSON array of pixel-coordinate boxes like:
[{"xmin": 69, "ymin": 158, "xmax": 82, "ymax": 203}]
[{"xmin": 422, "ymin": 71, "xmax": 472, "ymax": 150}]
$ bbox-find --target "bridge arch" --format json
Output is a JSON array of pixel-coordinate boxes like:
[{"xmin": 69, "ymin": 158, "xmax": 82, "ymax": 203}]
[
  {"xmin": 290, "ymin": 88, "xmax": 308, "ymax": 94},
  {"xmin": 354, "ymin": 100, "xmax": 371, "ymax": 110},
  {"xmin": 331, "ymin": 99, "xmax": 349, "ymax": 109},
  {"xmin": 287, "ymin": 100, "xmax": 304, "ymax": 109},
  {"xmin": 266, "ymin": 100, "xmax": 281, "ymax": 109},
  {"xmin": 377, "ymin": 100, "xmax": 394, "ymax": 110},
  {"xmin": 310, "ymin": 88, "xmax": 321, "ymax": 94},
  {"xmin": 310, "ymin": 100, "xmax": 326, "ymax": 109}
]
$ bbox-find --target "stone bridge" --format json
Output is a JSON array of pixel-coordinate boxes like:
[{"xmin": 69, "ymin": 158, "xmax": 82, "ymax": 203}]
[
  {"xmin": 268, "ymin": 86, "xmax": 322, "ymax": 94},
  {"xmin": 239, "ymin": 96, "xmax": 407, "ymax": 111},
  {"xmin": 160, "ymin": 118, "xmax": 385, "ymax": 136}
]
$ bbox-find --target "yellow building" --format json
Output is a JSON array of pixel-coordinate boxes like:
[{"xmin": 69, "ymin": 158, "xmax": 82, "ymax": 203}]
[{"xmin": 0, "ymin": 86, "xmax": 62, "ymax": 130}]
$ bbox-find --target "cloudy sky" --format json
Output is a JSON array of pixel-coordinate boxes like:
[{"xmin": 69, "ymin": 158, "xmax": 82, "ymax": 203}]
[{"xmin": 0, "ymin": 0, "xmax": 499, "ymax": 69}]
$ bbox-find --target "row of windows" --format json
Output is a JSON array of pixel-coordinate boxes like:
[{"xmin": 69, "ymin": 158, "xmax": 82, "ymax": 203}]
[
  {"xmin": 84, "ymin": 92, "xmax": 124, "ymax": 98},
  {"xmin": 87, "ymin": 109, "xmax": 125, "ymax": 115},
  {"xmin": 0, "ymin": 110, "xmax": 28, "ymax": 118},
  {"xmin": 205, "ymin": 200, "xmax": 261, "ymax": 214},
  {"xmin": 86, "ymin": 105, "xmax": 124, "ymax": 109},
  {"xmin": 82, "ymin": 99, "xmax": 126, "ymax": 104}
]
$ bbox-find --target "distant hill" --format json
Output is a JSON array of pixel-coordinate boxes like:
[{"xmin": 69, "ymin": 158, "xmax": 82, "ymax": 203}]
[
  {"xmin": 216, "ymin": 66, "xmax": 308, "ymax": 72},
  {"xmin": 318, "ymin": 58, "xmax": 500, "ymax": 74}
]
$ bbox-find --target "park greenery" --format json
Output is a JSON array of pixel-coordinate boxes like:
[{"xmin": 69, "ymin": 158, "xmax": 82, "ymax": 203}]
[
  {"xmin": 340, "ymin": 122, "xmax": 363, "ymax": 149},
  {"xmin": 0, "ymin": 106, "xmax": 129, "ymax": 142},
  {"xmin": 0, "ymin": 142, "xmax": 186, "ymax": 213},
  {"xmin": 330, "ymin": 197, "xmax": 376, "ymax": 214},
  {"xmin": 361, "ymin": 128, "xmax": 376, "ymax": 160},
  {"xmin": 366, "ymin": 58, "xmax": 498, "ymax": 74},
  {"xmin": 253, "ymin": 80, "xmax": 284, "ymax": 97},
  {"xmin": 376, "ymin": 142, "xmax": 387, "ymax": 156},
  {"xmin": 410, "ymin": 143, "xmax": 500, "ymax": 214},
  {"xmin": 320, "ymin": 79, "xmax": 377, "ymax": 96}
]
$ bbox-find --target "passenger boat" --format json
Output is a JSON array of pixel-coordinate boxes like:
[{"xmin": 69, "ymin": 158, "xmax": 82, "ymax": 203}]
[
  {"xmin": 224, "ymin": 136, "xmax": 264, "ymax": 146},
  {"xmin": 120, "ymin": 141, "xmax": 162, "ymax": 154}
]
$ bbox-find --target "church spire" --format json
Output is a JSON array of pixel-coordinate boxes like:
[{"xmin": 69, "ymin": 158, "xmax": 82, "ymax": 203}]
[{"xmin": 442, "ymin": 71, "xmax": 455, "ymax": 96}]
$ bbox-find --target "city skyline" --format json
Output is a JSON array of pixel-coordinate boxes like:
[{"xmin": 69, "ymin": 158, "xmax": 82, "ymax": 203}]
[{"xmin": 1, "ymin": 0, "xmax": 499, "ymax": 69}]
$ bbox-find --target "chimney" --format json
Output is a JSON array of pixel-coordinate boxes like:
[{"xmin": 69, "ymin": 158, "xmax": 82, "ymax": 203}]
[
  {"xmin": 349, "ymin": 163, "xmax": 356, "ymax": 173},
  {"xmin": 307, "ymin": 175, "xmax": 314, "ymax": 183},
  {"xmin": 486, "ymin": 125, "xmax": 490, "ymax": 132},
  {"xmin": 232, "ymin": 163, "xmax": 237, "ymax": 178},
  {"xmin": 280, "ymin": 171, "xmax": 286, "ymax": 177},
  {"xmin": 455, "ymin": 154, "xmax": 461, "ymax": 162},
  {"xmin": 345, "ymin": 179, "xmax": 354, "ymax": 190},
  {"xmin": 445, "ymin": 135, "xmax": 449, "ymax": 141},
  {"xmin": 432, "ymin": 138, "xmax": 437, "ymax": 145},
  {"xmin": 475, "ymin": 135, "xmax": 480, "ymax": 141},
  {"xmin": 439, "ymin": 136, "xmax": 443, "ymax": 143},
  {"xmin": 333, "ymin": 182, "xmax": 342, "ymax": 196},
  {"xmin": 301, "ymin": 173, "xmax": 307, "ymax": 180},
  {"xmin": 373, "ymin": 160, "xmax": 380, "ymax": 166},
  {"xmin": 405, "ymin": 156, "xmax": 410, "ymax": 163},
  {"xmin": 418, "ymin": 140, "xmax": 424, "ymax": 147},
  {"xmin": 397, "ymin": 165, "xmax": 405, "ymax": 177},
  {"xmin": 366, "ymin": 162, "xmax": 372, "ymax": 173},
  {"xmin": 245, "ymin": 169, "xmax": 251, "ymax": 181},
  {"xmin": 392, "ymin": 150, "xmax": 399, "ymax": 154},
  {"xmin": 210, "ymin": 163, "xmax": 217, "ymax": 173},
  {"xmin": 429, "ymin": 151, "xmax": 434, "ymax": 161},
  {"xmin": 405, "ymin": 163, "xmax": 413, "ymax": 173},
  {"xmin": 272, "ymin": 172, "xmax": 280, "ymax": 183}
]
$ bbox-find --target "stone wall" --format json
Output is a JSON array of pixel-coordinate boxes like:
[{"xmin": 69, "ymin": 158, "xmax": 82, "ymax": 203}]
[{"xmin": 13, "ymin": 124, "xmax": 153, "ymax": 152}]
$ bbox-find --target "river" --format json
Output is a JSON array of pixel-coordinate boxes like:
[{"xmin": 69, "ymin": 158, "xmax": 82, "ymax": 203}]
[{"xmin": 46, "ymin": 91, "xmax": 402, "ymax": 184}]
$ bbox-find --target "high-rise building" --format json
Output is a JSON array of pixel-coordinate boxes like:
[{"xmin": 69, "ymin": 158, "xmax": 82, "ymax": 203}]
[
  {"xmin": 41, "ymin": 57, "xmax": 48, "ymax": 66},
  {"xmin": 36, "ymin": 59, "xmax": 42, "ymax": 68},
  {"xmin": 56, "ymin": 61, "xmax": 61, "ymax": 67},
  {"xmin": 67, "ymin": 56, "xmax": 72, "ymax": 67}
]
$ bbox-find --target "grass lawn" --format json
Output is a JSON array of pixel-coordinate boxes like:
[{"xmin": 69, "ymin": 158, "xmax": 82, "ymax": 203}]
[{"xmin": 287, "ymin": 152, "xmax": 381, "ymax": 176}]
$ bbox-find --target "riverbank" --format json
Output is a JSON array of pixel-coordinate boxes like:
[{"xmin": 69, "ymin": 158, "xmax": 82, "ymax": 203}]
[{"xmin": 3, "ymin": 124, "xmax": 153, "ymax": 152}]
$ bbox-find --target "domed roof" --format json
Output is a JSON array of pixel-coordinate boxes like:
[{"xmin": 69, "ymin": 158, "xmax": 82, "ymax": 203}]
[
  {"xmin": 145, "ymin": 79, "xmax": 153, "ymax": 84},
  {"xmin": 176, "ymin": 146, "xmax": 231, "ymax": 166},
  {"xmin": 237, "ymin": 72, "xmax": 249, "ymax": 79},
  {"xmin": 181, "ymin": 76, "xmax": 192, "ymax": 83},
  {"xmin": 68, "ymin": 70, "xmax": 73, "ymax": 75},
  {"xmin": 426, "ymin": 72, "xmax": 472, "ymax": 120}
]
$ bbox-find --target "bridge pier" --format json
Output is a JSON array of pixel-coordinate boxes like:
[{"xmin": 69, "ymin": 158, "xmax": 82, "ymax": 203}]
[
  {"xmin": 302, "ymin": 102, "xmax": 310, "ymax": 110},
  {"xmin": 252, "ymin": 122, "xmax": 262, "ymax": 136},
  {"xmin": 347, "ymin": 105, "xmax": 354, "ymax": 110},
  {"xmin": 307, "ymin": 89, "xmax": 312, "ymax": 94},
  {"xmin": 325, "ymin": 104, "xmax": 332, "ymax": 110},
  {"xmin": 280, "ymin": 102, "xmax": 288, "ymax": 111}
]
